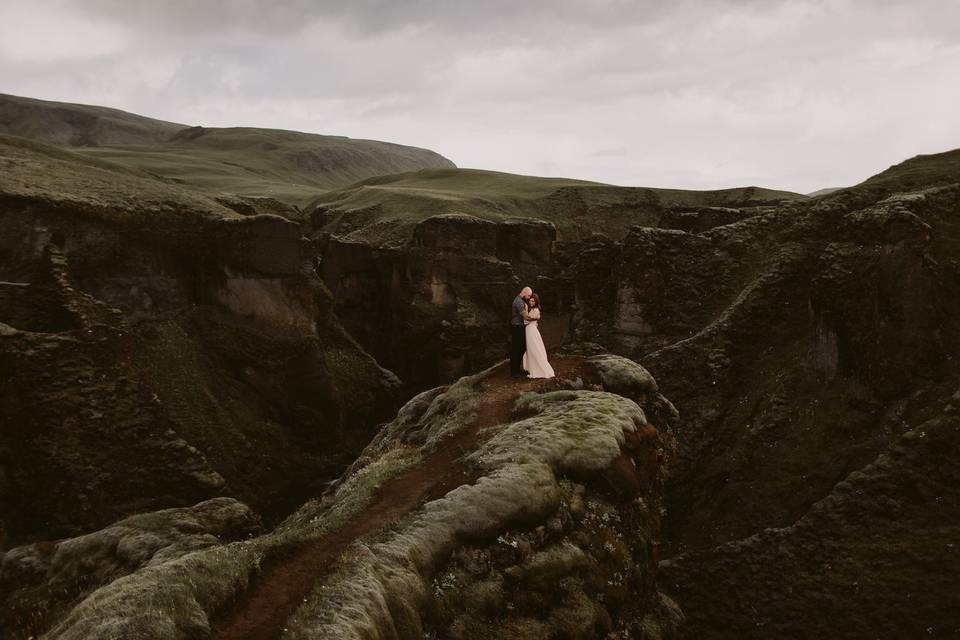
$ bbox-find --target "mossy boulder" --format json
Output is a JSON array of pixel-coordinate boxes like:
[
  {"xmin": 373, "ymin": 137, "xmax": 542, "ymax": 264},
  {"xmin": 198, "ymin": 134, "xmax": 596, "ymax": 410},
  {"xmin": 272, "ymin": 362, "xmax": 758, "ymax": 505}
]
[{"xmin": 0, "ymin": 498, "xmax": 259, "ymax": 639}]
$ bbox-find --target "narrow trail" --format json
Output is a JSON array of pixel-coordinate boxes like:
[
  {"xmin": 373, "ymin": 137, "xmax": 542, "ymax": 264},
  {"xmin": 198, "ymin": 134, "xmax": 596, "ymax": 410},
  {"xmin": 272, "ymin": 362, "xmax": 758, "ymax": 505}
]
[{"xmin": 212, "ymin": 357, "xmax": 594, "ymax": 640}]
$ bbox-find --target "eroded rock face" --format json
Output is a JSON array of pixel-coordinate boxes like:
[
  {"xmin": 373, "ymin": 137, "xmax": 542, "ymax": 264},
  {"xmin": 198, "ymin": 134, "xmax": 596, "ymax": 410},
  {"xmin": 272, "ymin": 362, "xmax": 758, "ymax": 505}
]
[
  {"xmin": 614, "ymin": 186, "xmax": 958, "ymax": 553},
  {"xmin": 607, "ymin": 184, "xmax": 960, "ymax": 637},
  {"xmin": 0, "ymin": 140, "xmax": 401, "ymax": 548},
  {"xmin": 314, "ymin": 214, "xmax": 568, "ymax": 390},
  {"xmin": 307, "ymin": 191, "xmax": 773, "ymax": 394}
]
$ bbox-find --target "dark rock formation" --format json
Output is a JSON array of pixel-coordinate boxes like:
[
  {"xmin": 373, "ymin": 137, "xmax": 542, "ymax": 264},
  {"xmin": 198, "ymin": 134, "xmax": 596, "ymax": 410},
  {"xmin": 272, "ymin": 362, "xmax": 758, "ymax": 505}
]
[
  {"xmin": 308, "ymin": 218, "xmax": 766, "ymax": 395},
  {"xmin": 604, "ymin": 171, "xmax": 960, "ymax": 638},
  {"xmin": 618, "ymin": 184, "xmax": 958, "ymax": 553},
  {"xmin": 313, "ymin": 213, "xmax": 569, "ymax": 391},
  {"xmin": 660, "ymin": 393, "xmax": 960, "ymax": 639},
  {"xmin": 0, "ymin": 136, "xmax": 400, "ymax": 549}
]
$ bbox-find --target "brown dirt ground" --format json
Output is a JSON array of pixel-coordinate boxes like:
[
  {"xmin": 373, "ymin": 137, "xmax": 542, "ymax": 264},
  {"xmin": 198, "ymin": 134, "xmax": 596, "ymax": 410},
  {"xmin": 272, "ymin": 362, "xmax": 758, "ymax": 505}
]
[{"xmin": 211, "ymin": 356, "xmax": 597, "ymax": 640}]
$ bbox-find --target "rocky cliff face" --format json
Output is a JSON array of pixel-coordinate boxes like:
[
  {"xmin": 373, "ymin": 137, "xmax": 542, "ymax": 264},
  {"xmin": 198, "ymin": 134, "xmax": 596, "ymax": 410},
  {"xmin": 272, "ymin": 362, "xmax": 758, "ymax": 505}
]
[
  {"xmin": 313, "ymin": 212, "xmax": 563, "ymax": 389},
  {"xmin": 612, "ymin": 186, "xmax": 957, "ymax": 552},
  {"xmin": 1, "ymin": 356, "xmax": 680, "ymax": 640},
  {"xmin": 632, "ymin": 171, "xmax": 960, "ymax": 638},
  {"xmin": 577, "ymin": 158, "xmax": 960, "ymax": 638},
  {"xmin": 305, "ymin": 174, "xmax": 789, "ymax": 392},
  {"xmin": 0, "ymin": 136, "xmax": 400, "ymax": 549}
]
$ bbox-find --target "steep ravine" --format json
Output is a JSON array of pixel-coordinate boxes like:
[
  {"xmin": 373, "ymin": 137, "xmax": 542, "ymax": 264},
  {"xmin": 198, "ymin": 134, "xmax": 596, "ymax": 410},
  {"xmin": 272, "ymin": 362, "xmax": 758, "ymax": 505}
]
[{"xmin": 0, "ymin": 136, "xmax": 401, "ymax": 548}]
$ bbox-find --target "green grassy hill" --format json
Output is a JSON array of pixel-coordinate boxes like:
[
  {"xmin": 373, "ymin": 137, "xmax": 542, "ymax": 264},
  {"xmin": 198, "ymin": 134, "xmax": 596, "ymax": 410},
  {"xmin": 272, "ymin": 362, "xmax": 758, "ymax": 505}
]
[
  {"xmin": 0, "ymin": 93, "xmax": 456, "ymax": 207},
  {"xmin": 0, "ymin": 92, "xmax": 185, "ymax": 146},
  {"xmin": 0, "ymin": 134, "xmax": 236, "ymax": 221},
  {"xmin": 78, "ymin": 126, "xmax": 457, "ymax": 207},
  {"xmin": 307, "ymin": 167, "xmax": 806, "ymax": 243},
  {"xmin": 859, "ymin": 147, "xmax": 960, "ymax": 192}
]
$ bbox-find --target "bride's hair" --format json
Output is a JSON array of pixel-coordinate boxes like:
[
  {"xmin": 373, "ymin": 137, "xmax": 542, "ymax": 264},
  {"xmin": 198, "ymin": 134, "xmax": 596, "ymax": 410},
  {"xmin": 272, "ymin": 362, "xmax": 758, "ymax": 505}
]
[{"xmin": 528, "ymin": 293, "xmax": 541, "ymax": 310}]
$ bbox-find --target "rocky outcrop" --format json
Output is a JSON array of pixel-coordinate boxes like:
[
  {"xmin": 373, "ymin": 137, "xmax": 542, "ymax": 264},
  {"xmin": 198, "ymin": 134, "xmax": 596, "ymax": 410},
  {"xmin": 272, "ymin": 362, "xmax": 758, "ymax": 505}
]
[
  {"xmin": 0, "ymin": 137, "xmax": 401, "ymax": 548},
  {"xmin": 23, "ymin": 355, "xmax": 679, "ymax": 640},
  {"xmin": 0, "ymin": 498, "xmax": 260, "ymax": 639},
  {"xmin": 285, "ymin": 366, "xmax": 675, "ymax": 640},
  {"xmin": 213, "ymin": 194, "xmax": 302, "ymax": 220}
]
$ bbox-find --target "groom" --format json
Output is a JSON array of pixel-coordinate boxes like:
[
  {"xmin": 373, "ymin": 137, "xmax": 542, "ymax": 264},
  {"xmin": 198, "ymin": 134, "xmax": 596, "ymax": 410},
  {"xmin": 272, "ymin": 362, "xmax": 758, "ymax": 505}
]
[{"xmin": 510, "ymin": 286, "xmax": 533, "ymax": 378}]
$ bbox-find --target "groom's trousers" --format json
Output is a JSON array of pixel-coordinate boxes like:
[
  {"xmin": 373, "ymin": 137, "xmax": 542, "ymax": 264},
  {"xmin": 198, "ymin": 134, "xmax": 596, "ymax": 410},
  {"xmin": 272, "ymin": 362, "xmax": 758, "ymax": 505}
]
[{"xmin": 510, "ymin": 324, "xmax": 526, "ymax": 375}]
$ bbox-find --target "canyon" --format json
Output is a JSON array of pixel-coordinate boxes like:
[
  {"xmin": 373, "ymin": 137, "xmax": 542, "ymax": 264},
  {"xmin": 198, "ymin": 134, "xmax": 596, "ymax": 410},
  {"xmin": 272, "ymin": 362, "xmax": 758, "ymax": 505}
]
[{"xmin": 1, "ymin": 96, "xmax": 958, "ymax": 639}]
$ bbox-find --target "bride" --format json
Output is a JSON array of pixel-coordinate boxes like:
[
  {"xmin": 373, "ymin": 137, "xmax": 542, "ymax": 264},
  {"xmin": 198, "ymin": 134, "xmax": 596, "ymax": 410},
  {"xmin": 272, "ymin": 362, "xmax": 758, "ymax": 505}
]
[{"xmin": 522, "ymin": 294, "xmax": 555, "ymax": 378}]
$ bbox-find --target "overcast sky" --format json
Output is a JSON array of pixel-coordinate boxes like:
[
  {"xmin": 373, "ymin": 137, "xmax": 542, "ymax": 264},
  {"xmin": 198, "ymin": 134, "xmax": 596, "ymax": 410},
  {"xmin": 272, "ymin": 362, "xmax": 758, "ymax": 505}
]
[{"xmin": 1, "ymin": 0, "xmax": 958, "ymax": 193}]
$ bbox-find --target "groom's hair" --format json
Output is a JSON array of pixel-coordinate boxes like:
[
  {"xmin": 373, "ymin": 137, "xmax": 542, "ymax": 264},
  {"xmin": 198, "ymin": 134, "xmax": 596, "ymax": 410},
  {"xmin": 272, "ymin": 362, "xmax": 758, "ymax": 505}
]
[{"xmin": 520, "ymin": 286, "xmax": 533, "ymax": 296}]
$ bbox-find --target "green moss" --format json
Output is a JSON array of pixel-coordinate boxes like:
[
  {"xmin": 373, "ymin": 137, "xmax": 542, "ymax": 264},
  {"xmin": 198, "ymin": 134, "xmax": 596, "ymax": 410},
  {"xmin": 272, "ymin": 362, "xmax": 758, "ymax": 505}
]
[
  {"xmin": 44, "ymin": 539, "xmax": 265, "ymax": 640},
  {"xmin": 472, "ymin": 390, "xmax": 645, "ymax": 473},
  {"xmin": 365, "ymin": 369, "xmax": 484, "ymax": 457},
  {"xmin": 589, "ymin": 355, "xmax": 658, "ymax": 395},
  {"xmin": 279, "ymin": 445, "xmax": 422, "ymax": 537},
  {"xmin": 40, "ymin": 436, "xmax": 421, "ymax": 639}
]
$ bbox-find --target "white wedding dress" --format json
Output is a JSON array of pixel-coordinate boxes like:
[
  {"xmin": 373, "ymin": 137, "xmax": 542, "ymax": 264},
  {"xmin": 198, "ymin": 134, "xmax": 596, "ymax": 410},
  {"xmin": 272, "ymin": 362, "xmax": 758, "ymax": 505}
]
[{"xmin": 522, "ymin": 309, "xmax": 555, "ymax": 378}]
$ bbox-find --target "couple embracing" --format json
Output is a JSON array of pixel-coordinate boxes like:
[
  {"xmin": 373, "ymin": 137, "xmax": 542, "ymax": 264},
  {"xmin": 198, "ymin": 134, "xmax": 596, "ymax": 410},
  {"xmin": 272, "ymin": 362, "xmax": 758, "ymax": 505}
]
[{"xmin": 509, "ymin": 286, "xmax": 555, "ymax": 379}]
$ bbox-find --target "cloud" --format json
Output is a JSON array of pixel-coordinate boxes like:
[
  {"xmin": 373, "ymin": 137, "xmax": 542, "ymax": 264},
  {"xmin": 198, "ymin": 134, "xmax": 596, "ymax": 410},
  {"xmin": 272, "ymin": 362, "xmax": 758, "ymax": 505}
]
[
  {"xmin": 1, "ymin": 0, "xmax": 959, "ymax": 193},
  {"xmin": 0, "ymin": 1, "xmax": 130, "ymax": 62}
]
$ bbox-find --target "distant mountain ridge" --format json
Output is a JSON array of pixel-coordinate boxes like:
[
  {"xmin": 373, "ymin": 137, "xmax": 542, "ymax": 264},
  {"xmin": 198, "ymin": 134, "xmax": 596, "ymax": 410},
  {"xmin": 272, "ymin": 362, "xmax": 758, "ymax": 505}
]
[
  {"xmin": 0, "ymin": 92, "xmax": 185, "ymax": 146},
  {"xmin": 861, "ymin": 147, "xmax": 960, "ymax": 191},
  {"xmin": 307, "ymin": 167, "xmax": 807, "ymax": 244},
  {"xmin": 0, "ymin": 92, "xmax": 456, "ymax": 206}
]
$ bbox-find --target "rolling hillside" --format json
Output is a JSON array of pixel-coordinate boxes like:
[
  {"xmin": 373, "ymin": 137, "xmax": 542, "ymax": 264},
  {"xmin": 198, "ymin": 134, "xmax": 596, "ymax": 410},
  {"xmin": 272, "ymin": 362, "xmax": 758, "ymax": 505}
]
[
  {"xmin": 0, "ymin": 93, "xmax": 456, "ymax": 206},
  {"xmin": 307, "ymin": 167, "xmax": 806, "ymax": 243},
  {"xmin": 0, "ymin": 92, "xmax": 185, "ymax": 146}
]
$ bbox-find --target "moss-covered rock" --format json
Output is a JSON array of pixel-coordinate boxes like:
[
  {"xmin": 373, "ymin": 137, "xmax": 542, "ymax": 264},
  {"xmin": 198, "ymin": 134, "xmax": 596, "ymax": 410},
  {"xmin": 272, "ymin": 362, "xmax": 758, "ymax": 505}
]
[
  {"xmin": 27, "ymin": 357, "xmax": 679, "ymax": 639},
  {"xmin": 0, "ymin": 498, "xmax": 259, "ymax": 639}
]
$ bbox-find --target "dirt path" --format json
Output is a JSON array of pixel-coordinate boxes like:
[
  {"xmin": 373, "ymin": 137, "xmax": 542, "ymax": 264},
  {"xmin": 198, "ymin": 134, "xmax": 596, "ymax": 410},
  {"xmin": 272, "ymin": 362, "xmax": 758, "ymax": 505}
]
[{"xmin": 211, "ymin": 357, "xmax": 592, "ymax": 640}]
